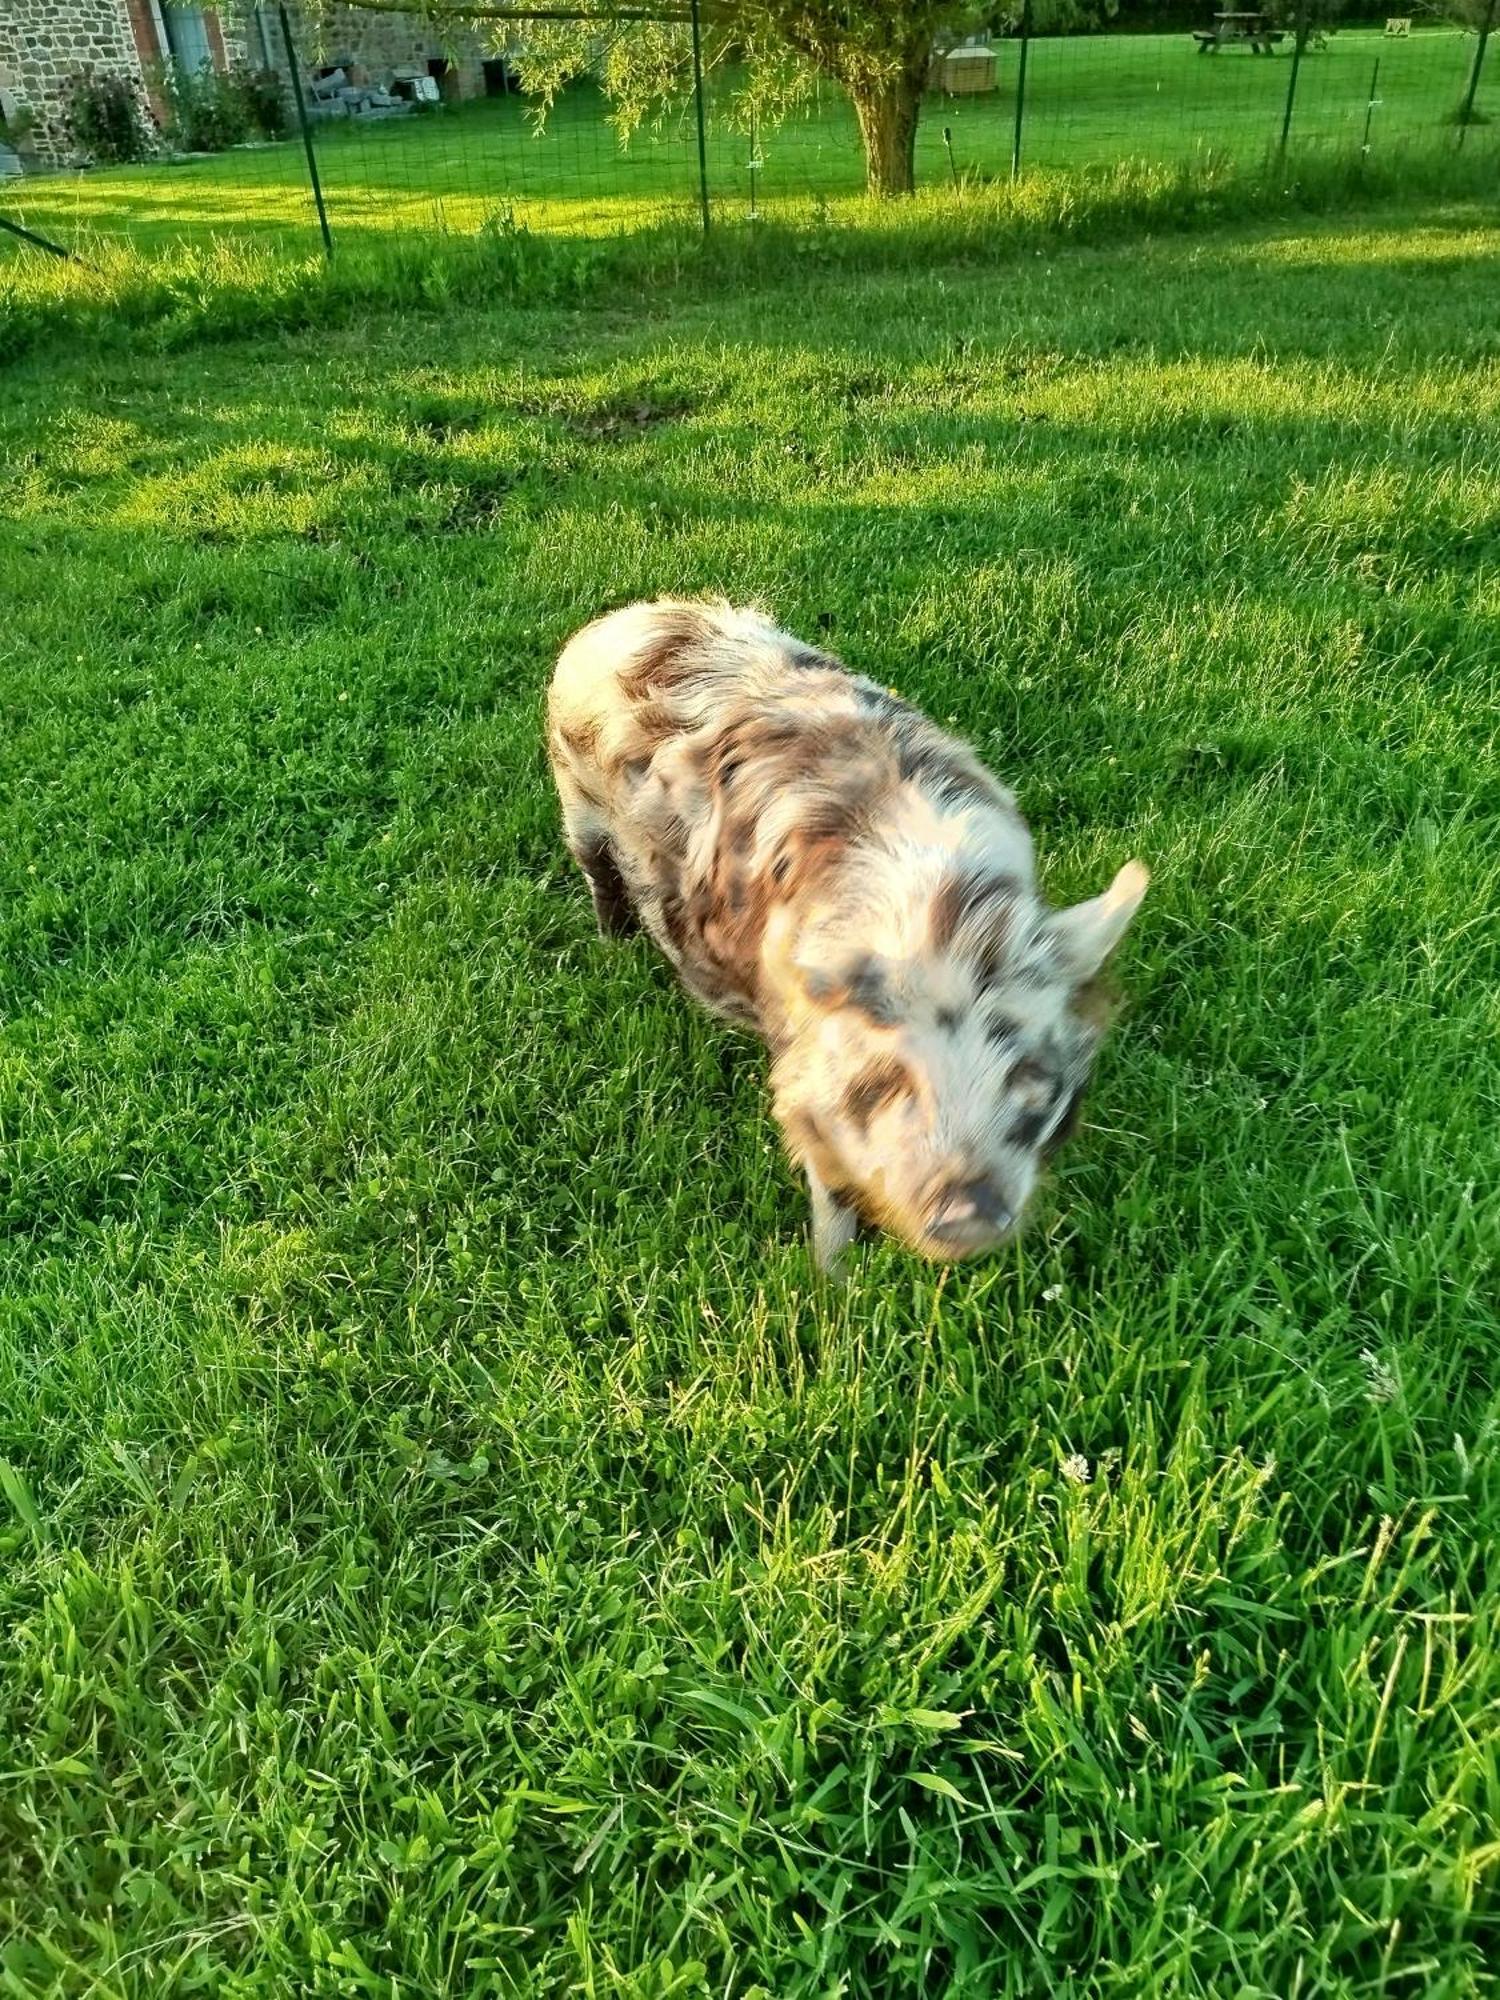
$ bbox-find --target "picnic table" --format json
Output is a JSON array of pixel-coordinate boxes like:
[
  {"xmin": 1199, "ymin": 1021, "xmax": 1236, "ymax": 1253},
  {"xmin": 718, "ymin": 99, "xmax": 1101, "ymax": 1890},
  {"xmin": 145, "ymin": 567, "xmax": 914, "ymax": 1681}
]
[{"xmin": 1193, "ymin": 10, "xmax": 1287, "ymax": 52}]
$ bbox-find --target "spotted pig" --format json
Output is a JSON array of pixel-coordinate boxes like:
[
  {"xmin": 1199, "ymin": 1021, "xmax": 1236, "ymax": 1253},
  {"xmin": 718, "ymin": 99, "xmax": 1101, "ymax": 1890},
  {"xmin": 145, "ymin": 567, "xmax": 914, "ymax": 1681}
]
[{"xmin": 548, "ymin": 599, "xmax": 1149, "ymax": 1268}]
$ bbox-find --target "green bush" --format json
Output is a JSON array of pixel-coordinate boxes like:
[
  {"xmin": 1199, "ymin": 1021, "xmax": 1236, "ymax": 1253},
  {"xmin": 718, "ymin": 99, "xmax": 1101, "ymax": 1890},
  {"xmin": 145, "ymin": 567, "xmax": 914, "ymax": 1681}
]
[
  {"xmin": 0, "ymin": 102, "xmax": 38, "ymax": 154},
  {"xmin": 62, "ymin": 69, "xmax": 157, "ymax": 165},
  {"xmin": 157, "ymin": 62, "xmax": 287, "ymax": 153},
  {"xmin": 240, "ymin": 67, "xmax": 290, "ymax": 140},
  {"xmin": 157, "ymin": 62, "xmax": 248, "ymax": 152}
]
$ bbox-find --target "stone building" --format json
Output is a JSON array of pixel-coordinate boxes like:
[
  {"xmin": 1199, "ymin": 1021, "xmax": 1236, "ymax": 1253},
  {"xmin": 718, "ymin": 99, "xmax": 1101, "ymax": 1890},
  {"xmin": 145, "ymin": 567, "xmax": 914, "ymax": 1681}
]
[{"xmin": 1, "ymin": 1, "xmax": 499, "ymax": 168}]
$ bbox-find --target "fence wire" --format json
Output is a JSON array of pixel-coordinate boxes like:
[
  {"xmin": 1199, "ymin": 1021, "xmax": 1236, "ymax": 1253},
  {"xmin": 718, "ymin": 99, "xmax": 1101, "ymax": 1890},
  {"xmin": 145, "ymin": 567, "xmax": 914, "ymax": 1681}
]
[{"xmin": 3, "ymin": 0, "xmax": 1496, "ymax": 263}]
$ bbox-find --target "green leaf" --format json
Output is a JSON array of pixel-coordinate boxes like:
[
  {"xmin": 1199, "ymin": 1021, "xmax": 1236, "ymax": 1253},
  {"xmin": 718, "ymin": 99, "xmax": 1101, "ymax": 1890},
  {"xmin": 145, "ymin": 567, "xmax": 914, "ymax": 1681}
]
[
  {"xmin": 0, "ymin": 1462, "xmax": 41, "ymax": 1539},
  {"xmin": 909, "ymin": 1771, "xmax": 972, "ymax": 1806}
]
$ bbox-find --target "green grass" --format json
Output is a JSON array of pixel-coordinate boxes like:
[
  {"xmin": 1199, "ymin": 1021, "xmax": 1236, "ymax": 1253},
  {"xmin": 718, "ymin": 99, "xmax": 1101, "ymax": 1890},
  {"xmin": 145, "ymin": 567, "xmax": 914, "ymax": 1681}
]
[
  {"xmin": 2, "ymin": 200, "xmax": 1500, "ymax": 1995},
  {"xmin": 4, "ymin": 26, "xmax": 1495, "ymax": 257}
]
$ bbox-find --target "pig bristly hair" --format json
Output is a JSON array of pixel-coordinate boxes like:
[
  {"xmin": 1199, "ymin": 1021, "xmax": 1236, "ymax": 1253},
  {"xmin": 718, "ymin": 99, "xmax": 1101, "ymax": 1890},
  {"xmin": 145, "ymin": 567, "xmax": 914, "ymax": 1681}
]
[{"xmin": 549, "ymin": 600, "xmax": 1148, "ymax": 1267}]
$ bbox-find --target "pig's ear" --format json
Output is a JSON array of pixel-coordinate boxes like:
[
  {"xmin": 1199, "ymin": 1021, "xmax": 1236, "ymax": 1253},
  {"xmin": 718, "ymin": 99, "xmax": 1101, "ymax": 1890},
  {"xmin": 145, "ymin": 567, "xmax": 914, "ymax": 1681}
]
[{"xmin": 1045, "ymin": 861, "xmax": 1149, "ymax": 983}]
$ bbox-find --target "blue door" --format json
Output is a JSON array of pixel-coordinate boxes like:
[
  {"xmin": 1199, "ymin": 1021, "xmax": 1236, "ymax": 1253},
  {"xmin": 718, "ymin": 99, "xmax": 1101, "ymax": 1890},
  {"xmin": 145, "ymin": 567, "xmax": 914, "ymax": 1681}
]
[{"xmin": 163, "ymin": 5, "xmax": 213, "ymax": 72}]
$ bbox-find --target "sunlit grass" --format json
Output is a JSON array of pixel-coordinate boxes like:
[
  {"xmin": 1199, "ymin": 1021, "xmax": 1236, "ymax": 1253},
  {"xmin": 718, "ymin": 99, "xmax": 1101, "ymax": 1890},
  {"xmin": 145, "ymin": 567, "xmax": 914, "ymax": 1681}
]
[
  {"xmin": 7, "ymin": 151, "xmax": 1500, "ymax": 376},
  {"xmin": 1, "ymin": 198, "xmax": 1498, "ymax": 1994},
  {"xmin": 4, "ymin": 26, "xmax": 1494, "ymax": 260}
]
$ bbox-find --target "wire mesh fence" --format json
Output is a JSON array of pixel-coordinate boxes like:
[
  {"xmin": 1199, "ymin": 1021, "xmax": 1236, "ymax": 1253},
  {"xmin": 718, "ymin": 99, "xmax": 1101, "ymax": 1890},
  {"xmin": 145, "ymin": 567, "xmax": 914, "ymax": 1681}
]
[{"xmin": 3, "ymin": 0, "xmax": 1496, "ymax": 264}]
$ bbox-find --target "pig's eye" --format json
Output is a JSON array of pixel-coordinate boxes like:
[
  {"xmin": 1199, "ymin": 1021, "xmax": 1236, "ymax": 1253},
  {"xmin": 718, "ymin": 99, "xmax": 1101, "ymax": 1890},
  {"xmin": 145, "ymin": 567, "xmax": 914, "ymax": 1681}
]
[
  {"xmin": 841, "ymin": 1056, "xmax": 914, "ymax": 1133},
  {"xmin": 1009, "ymin": 1056, "xmax": 1056, "ymax": 1111}
]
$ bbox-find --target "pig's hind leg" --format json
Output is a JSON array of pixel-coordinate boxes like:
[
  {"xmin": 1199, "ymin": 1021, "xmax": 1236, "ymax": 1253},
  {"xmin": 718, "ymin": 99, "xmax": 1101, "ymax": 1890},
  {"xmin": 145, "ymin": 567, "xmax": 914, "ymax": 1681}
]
[
  {"xmin": 553, "ymin": 759, "xmax": 639, "ymax": 940},
  {"xmin": 576, "ymin": 833, "xmax": 638, "ymax": 939}
]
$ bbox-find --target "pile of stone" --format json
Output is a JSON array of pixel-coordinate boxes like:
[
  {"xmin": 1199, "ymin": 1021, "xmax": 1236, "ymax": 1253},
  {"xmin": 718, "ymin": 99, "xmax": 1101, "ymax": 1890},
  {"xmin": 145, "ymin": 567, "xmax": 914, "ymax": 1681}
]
[{"xmin": 308, "ymin": 65, "xmax": 442, "ymax": 120}]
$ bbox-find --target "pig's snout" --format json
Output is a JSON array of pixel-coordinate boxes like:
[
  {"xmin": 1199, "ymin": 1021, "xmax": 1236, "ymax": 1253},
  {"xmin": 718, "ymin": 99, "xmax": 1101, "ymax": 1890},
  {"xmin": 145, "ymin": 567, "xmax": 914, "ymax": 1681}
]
[{"xmin": 924, "ymin": 1176, "xmax": 1015, "ymax": 1259}]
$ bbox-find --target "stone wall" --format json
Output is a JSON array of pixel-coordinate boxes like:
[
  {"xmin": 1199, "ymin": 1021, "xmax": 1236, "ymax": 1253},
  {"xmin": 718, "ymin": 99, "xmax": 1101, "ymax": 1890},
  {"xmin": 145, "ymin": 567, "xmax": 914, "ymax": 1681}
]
[
  {"xmin": 3, "ymin": 0, "xmax": 507, "ymax": 172},
  {"xmin": 226, "ymin": 4, "xmax": 496, "ymax": 103},
  {"xmin": 2, "ymin": 0, "xmax": 159, "ymax": 167}
]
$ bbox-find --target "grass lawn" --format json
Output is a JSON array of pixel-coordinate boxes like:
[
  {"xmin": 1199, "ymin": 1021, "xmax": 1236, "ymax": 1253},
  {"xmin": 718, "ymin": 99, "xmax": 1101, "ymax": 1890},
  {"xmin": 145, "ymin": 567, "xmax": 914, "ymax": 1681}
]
[
  {"xmin": 2, "ymin": 199, "xmax": 1500, "ymax": 1995},
  {"xmin": 5, "ymin": 26, "xmax": 1495, "ymax": 255}
]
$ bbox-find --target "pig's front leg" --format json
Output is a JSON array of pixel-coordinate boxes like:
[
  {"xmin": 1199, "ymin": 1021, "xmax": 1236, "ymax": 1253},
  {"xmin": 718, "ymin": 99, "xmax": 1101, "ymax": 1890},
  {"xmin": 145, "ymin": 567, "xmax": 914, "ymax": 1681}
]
[{"xmin": 809, "ymin": 1168, "xmax": 858, "ymax": 1276}]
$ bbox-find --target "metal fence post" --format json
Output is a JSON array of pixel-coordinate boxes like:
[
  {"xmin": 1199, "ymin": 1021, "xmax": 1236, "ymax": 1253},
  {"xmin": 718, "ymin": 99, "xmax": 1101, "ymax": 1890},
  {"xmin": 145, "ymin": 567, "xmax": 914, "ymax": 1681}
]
[
  {"xmin": 1011, "ymin": 0, "xmax": 1032, "ymax": 181},
  {"xmin": 1277, "ymin": 0, "xmax": 1311, "ymax": 166},
  {"xmin": 0, "ymin": 214, "xmax": 89, "ymax": 263},
  {"xmin": 1458, "ymin": 0, "xmax": 1497, "ymax": 146},
  {"xmin": 278, "ymin": 3, "xmax": 333, "ymax": 260},
  {"xmin": 689, "ymin": 0, "xmax": 711, "ymax": 232},
  {"xmin": 1358, "ymin": 54, "xmax": 1380, "ymax": 174}
]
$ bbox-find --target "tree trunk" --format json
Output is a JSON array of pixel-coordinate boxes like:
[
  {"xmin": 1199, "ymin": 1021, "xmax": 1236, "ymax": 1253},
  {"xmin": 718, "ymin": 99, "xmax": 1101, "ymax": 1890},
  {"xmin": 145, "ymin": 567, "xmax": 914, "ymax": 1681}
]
[{"xmin": 849, "ymin": 65, "xmax": 924, "ymax": 197}]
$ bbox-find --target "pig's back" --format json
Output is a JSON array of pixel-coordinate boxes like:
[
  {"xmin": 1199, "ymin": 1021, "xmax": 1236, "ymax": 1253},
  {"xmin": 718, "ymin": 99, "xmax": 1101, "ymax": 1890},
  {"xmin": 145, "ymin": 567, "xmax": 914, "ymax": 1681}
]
[{"xmin": 548, "ymin": 600, "xmax": 1025, "ymax": 1031}]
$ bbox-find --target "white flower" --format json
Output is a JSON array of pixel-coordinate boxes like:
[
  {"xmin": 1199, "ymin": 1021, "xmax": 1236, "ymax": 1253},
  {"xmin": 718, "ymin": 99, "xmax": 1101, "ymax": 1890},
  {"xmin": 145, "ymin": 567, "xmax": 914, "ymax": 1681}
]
[
  {"xmin": 1060, "ymin": 1452, "xmax": 1091, "ymax": 1486},
  {"xmin": 1042, "ymin": 1283, "xmax": 1064, "ymax": 1303}
]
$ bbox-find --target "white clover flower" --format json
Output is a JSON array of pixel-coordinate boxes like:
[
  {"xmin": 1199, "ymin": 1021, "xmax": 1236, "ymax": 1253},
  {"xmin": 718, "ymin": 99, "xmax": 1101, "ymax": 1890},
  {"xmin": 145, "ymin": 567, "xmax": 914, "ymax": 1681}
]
[{"xmin": 1060, "ymin": 1452, "xmax": 1091, "ymax": 1486}]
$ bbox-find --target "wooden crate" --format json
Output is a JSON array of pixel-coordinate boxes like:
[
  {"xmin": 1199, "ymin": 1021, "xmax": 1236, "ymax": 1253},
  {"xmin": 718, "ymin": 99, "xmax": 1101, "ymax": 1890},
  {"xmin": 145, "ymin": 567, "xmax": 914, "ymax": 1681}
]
[{"xmin": 934, "ymin": 47, "xmax": 997, "ymax": 95}]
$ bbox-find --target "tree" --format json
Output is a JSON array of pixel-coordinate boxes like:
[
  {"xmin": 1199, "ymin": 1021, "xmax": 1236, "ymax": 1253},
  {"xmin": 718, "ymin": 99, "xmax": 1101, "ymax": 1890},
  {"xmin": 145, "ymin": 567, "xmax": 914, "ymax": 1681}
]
[
  {"xmin": 484, "ymin": 0, "xmax": 1105, "ymax": 199},
  {"xmin": 743, "ymin": 0, "xmax": 978, "ymax": 198}
]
